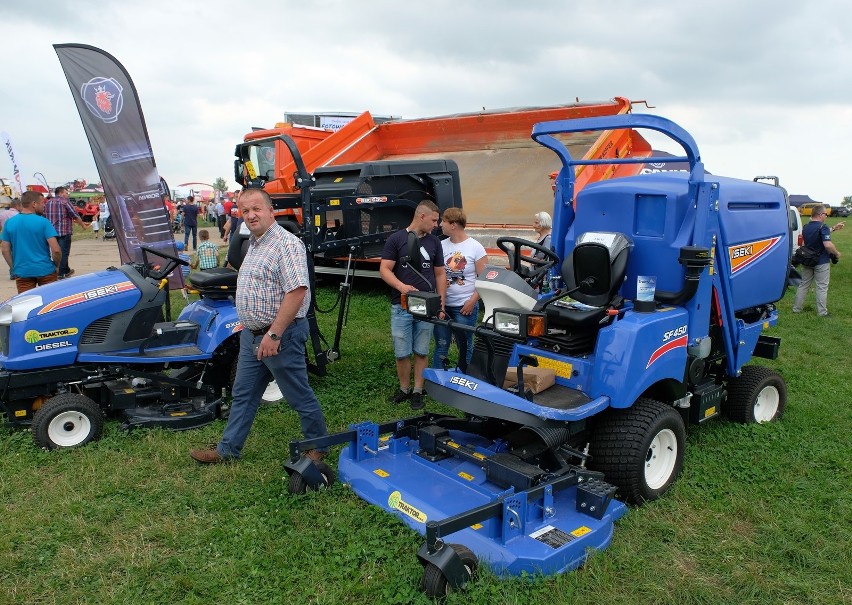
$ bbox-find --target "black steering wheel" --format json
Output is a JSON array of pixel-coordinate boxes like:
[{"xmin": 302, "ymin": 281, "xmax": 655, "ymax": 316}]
[
  {"xmin": 496, "ymin": 236, "xmax": 560, "ymax": 289},
  {"xmin": 139, "ymin": 245, "xmax": 188, "ymax": 280}
]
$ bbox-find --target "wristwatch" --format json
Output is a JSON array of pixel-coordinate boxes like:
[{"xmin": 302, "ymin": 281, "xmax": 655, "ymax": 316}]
[{"xmin": 267, "ymin": 331, "xmax": 281, "ymax": 341}]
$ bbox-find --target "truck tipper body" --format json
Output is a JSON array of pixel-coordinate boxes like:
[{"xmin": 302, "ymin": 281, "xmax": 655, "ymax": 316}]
[{"xmin": 238, "ymin": 97, "xmax": 654, "ymax": 252}]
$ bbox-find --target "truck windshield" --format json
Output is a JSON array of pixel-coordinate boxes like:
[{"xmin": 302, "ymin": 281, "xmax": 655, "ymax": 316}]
[{"xmin": 247, "ymin": 141, "xmax": 277, "ymax": 183}]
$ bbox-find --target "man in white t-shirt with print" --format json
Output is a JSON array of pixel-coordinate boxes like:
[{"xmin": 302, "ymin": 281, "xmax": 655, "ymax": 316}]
[{"xmin": 433, "ymin": 207, "xmax": 487, "ymax": 370}]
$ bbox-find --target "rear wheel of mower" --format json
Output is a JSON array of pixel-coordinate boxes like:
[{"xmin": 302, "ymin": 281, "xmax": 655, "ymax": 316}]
[
  {"xmin": 32, "ymin": 393, "xmax": 104, "ymax": 450},
  {"xmin": 287, "ymin": 461, "xmax": 336, "ymax": 494},
  {"xmin": 725, "ymin": 366, "xmax": 786, "ymax": 423},
  {"xmin": 588, "ymin": 398, "xmax": 686, "ymax": 505},
  {"xmin": 420, "ymin": 543, "xmax": 478, "ymax": 598}
]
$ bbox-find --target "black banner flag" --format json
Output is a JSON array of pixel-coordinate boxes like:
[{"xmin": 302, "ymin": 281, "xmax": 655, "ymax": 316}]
[{"xmin": 54, "ymin": 44, "xmax": 183, "ymax": 287}]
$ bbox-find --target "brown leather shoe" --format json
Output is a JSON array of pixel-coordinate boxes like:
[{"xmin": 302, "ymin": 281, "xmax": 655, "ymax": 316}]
[
  {"xmin": 189, "ymin": 447, "xmax": 229, "ymax": 464},
  {"xmin": 303, "ymin": 449, "xmax": 326, "ymax": 462}
]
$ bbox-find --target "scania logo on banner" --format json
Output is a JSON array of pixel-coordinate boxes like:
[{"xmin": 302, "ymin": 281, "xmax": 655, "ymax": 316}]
[{"xmin": 81, "ymin": 77, "xmax": 124, "ymax": 123}]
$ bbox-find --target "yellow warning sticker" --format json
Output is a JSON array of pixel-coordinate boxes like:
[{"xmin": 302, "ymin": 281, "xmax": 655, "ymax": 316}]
[
  {"xmin": 472, "ymin": 452, "xmax": 486, "ymax": 460},
  {"xmin": 388, "ymin": 490, "xmax": 427, "ymax": 523},
  {"xmin": 373, "ymin": 469, "xmax": 389, "ymax": 478},
  {"xmin": 458, "ymin": 472, "xmax": 474, "ymax": 481},
  {"xmin": 330, "ymin": 198, "xmax": 340, "ymax": 206},
  {"xmin": 446, "ymin": 440, "xmax": 460, "ymax": 449},
  {"xmin": 531, "ymin": 355, "xmax": 573, "ymax": 379},
  {"xmin": 704, "ymin": 406, "xmax": 716, "ymax": 418},
  {"xmin": 471, "ymin": 523, "xmax": 483, "ymax": 530},
  {"xmin": 571, "ymin": 526, "xmax": 592, "ymax": 538}
]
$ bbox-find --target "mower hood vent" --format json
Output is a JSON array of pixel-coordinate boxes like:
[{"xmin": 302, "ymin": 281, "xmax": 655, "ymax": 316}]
[{"xmin": 80, "ymin": 317, "xmax": 113, "ymax": 345}]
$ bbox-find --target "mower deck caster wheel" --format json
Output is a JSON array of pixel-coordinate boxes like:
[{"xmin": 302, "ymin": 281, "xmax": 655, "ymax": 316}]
[
  {"xmin": 287, "ymin": 460, "xmax": 336, "ymax": 494},
  {"xmin": 420, "ymin": 543, "xmax": 478, "ymax": 598},
  {"xmin": 32, "ymin": 393, "xmax": 105, "ymax": 450}
]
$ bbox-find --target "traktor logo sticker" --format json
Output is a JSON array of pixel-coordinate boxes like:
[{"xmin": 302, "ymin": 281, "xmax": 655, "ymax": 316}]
[
  {"xmin": 38, "ymin": 281, "xmax": 137, "ymax": 315},
  {"xmin": 387, "ymin": 490, "xmax": 428, "ymax": 523},
  {"xmin": 24, "ymin": 328, "xmax": 79, "ymax": 343},
  {"xmin": 728, "ymin": 237, "xmax": 781, "ymax": 274}
]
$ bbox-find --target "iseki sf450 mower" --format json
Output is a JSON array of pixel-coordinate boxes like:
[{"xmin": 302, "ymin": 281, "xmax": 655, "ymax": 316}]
[
  {"xmin": 0, "ymin": 243, "xmax": 257, "ymax": 449},
  {"xmin": 284, "ymin": 114, "xmax": 791, "ymax": 597}
]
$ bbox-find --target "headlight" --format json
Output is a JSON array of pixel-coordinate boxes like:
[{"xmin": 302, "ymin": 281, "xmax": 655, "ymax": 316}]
[
  {"xmin": 402, "ymin": 291, "xmax": 442, "ymax": 318},
  {"xmin": 0, "ymin": 294, "xmax": 43, "ymax": 326},
  {"xmin": 493, "ymin": 309, "xmax": 546, "ymax": 338}
]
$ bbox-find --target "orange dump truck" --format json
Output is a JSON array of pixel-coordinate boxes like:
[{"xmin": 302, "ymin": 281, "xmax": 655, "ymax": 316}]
[{"xmin": 234, "ymin": 97, "xmax": 654, "ymax": 273}]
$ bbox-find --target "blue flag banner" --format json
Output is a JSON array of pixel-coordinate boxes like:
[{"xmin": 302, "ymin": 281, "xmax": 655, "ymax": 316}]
[{"xmin": 54, "ymin": 43, "xmax": 183, "ymax": 287}]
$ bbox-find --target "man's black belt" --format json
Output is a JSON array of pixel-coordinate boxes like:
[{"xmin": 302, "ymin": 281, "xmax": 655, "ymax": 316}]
[{"xmin": 248, "ymin": 318, "xmax": 301, "ymax": 337}]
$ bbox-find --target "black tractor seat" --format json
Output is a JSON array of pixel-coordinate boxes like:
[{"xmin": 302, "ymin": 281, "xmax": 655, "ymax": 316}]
[{"xmin": 187, "ymin": 268, "xmax": 238, "ymax": 299}]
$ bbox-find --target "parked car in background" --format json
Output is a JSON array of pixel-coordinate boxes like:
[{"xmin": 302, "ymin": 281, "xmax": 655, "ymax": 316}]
[
  {"xmin": 789, "ymin": 205, "xmax": 803, "ymax": 250},
  {"xmin": 832, "ymin": 205, "xmax": 850, "ymax": 217}
]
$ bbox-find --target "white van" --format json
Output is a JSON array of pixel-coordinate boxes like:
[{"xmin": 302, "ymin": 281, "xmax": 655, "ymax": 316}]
[{"xmin": 789, "ymin": 206, "xmax": 803, "ymax": 253}]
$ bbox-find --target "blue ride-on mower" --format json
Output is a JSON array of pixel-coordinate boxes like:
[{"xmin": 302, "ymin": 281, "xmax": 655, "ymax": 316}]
[
  {"xmin": 0, "ymin": 239, "xmax": 282, "ymax": 449},
  {"xmin": 283, "ymin": 114, "xmax": 792, "ymax": 597}
]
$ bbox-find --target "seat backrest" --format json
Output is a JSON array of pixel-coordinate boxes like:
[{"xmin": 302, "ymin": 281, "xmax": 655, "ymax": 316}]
[{"xmin": 562, "ymin": 232, "xmax": 631, "ymax": 307}]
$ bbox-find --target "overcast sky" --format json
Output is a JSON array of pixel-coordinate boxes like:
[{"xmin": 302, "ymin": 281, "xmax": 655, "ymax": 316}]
[{"xmin": 2, "ymin": 0, "xmax": 850, "ymax": 202}]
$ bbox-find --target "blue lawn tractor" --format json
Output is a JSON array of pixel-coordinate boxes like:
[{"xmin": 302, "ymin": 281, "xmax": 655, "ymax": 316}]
[
  {"xmin": 284, "ymin": 114, "xmax": 791, "ymax": 597},
  {"xmin": 0, "ymin": 244, "xmax": 260, "ymax": 449}
]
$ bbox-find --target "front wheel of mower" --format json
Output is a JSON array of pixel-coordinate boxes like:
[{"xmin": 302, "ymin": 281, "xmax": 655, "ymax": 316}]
[
  {"xmin": 421, "ymin": 543, "xmax": 478, "ymax": 598},
  {"xmin": 287, "ymin": 460, "xmax": 336, "ymax": 494},
  {"xmin": 32, "ymin": 393, "xmax": 105, "ymax": 450},
  {"xmin": 588, "ymin": 398, "xmax": 686, "ymax": 505},
  {"xmin": 725, "ymin": 366, "xmax": 787, "ymax": 423}
]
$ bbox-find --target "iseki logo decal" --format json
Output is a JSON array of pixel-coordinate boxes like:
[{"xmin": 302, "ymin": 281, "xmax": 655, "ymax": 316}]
[
  {"xmin": 728, "ymin": 237, "xmax": 781, "ymax": 274},
  {"xmin": 38, "ymin": 281, "xmax": 137, "ymax": 315},
  {"xmin": 449, "ymin": 376, "xmax": 478, "ymax": 391},
  {"xmin": 81, "ymin": 76, "xmax": 124, "ymax": 123}
]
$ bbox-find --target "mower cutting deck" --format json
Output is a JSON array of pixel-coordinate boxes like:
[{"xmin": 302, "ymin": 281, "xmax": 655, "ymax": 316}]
[{"xmin": 286, "ymin": 413, "xmax": 626, "ymax": 596}]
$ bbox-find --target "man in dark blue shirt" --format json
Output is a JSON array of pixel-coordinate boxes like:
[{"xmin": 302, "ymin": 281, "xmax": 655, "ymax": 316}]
[
  {"xmin": 182, "ymin": 195, "xmax": 199, "ymax": 250},
  {"xmin": 792, "ymin": 204, "xmax": 844, "ymax": 317},
  {"xmin": 380, "ymin": 200, "xmax": 446, "ymax": 410}
]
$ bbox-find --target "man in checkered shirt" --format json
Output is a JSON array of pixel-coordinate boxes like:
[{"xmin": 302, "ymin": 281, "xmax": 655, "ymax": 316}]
[{"xmin": 190, "ymin": 188, "xmax": 327, "ymax": 464}]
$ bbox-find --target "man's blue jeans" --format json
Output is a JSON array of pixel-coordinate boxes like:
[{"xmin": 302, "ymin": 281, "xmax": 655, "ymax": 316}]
[
  {"xmin": 218, "ymin": 318, "xmax": 327, "ymax": 459},
  {"xmin": 432, "ymin": 302, "xmax": 479, "ymax": 370},
  {"xmin": 184, "ymin": 224, "xmax": 197, "ymax": 250},
  {"xmin": 56, "ymin": 234, "xmax": 72, "ymax": 275}
]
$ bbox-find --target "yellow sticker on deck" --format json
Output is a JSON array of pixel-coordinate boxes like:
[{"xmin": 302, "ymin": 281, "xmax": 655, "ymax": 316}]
[
  {"xmin": 472, "ymin": 452, "xmax": 486, "ymax": 460},
  {"xmin": 571, "ymin": 526, "xmax": 592, "ymax": 538},
  {"xmin": 373, "ymin": 469, "xmax": 389, "ymax": 478},
  {"xmin": 458, "ymin": 472, "xmax": 474, "ymax": 481},
  {"xmin": 446, "ymin": 440, "xmax": 460, "ymax": 449},
  {"xmin": 531, "ymin": 355, "xmax": 573, "ymax": 379},
  {"xmin": 388, "ymin": 491, "xmax": 427, "ymax": 523}
]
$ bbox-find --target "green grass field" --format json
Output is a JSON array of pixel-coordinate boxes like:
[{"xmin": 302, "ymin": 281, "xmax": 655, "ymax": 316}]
[{"xmin": 1, "ymin": 219, "xmax": 849, "ymax": 604}]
